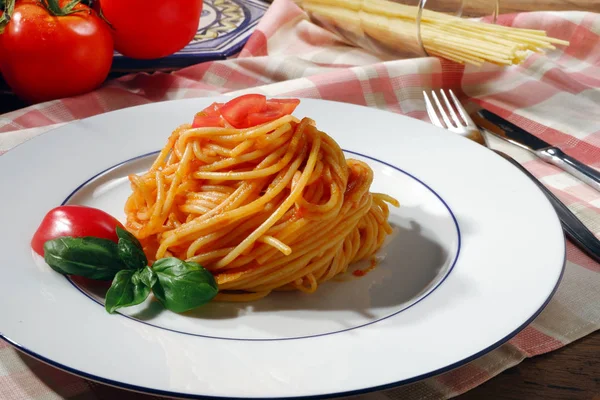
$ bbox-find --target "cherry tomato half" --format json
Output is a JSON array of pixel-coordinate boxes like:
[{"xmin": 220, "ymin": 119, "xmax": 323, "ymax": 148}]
[{"xmin": 31, "ymin": 205, "xmax": 124, "ymax": 256}]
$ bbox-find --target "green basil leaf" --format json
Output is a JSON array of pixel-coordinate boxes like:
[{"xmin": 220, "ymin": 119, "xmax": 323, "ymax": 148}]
[
  {"xmin": 116, "ymin": 226, "xmax": 143, "ymax": 250},
  {"xmin": 117, "ymin": 239, "xmax": 147, "ymax": 270},
  {"xmin": 116, "ymin": 227, "xmax": 147, "ymax": 270},
  {"xmin": 105, "ymin": 269, "xmax": 152, "ymax": 314},
  {"xmin": 152, "ymin": 258, "xmax": 218, "ymax": 313},
  {"xmin": 44, "ymin": 237, "xmax": 126, "ymax": 280},
  {"xmin": 138, "ymin": 265, "xmax": 157, "ymax": 288}
]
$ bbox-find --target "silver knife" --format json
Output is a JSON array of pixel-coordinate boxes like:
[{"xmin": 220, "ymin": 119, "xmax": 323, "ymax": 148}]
[{"xmin": 477, "ymin": 109, "xmax": 600, "ymax": 192}]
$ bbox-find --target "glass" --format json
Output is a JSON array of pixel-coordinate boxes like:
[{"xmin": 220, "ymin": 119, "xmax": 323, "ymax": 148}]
[{"xmin": 300, "ymin": 0, "xmax": 500, "ymax": 60}]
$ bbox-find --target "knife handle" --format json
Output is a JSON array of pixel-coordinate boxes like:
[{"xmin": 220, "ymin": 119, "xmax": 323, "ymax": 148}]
[
  {"xmin": 537, "ymin": 147, "xmax": 600, "ymax": 192},
  {"xmin": 494, "ymin": 150, "xmax": 600, "ymax": 264}
]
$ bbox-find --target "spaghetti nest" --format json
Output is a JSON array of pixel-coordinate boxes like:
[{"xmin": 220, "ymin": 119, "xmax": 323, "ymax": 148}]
[{"xmin": 124, "ymin": 115, "xmax": 398, "ymax": 301}]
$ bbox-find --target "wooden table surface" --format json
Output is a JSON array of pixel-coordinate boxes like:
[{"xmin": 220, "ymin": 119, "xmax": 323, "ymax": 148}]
[{"xmin": 459, "ymin": 331, "xmax": 600, "ymax": 400}]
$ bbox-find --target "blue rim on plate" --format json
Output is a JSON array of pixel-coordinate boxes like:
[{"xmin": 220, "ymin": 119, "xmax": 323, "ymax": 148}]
[
  {"xmin": 0, "ymin": 97, "xmax": 567, "ymax": 400},
  {"xmin": 111, "ymin": 0, "xmax": 270, "ymax": 72},
  {"xmin": 1, "ymin": 260, "xmax": 564, "ymax": 400},
  {"xmin": 0, "ymin": 142, "xmax": 566, "ymax": 398},
  {"xmin": 58, "ymin": 149, "xmax": 462, "ymax": 342}
]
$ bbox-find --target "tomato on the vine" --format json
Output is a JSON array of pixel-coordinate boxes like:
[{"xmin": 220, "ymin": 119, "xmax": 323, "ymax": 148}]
[
  {"xmin": 0, "ymin": 0, "xmax": 113, "ymax": 103},
  {"xmin": 96, "ymin": 0, "xmax": 203, "ymax": 59}
]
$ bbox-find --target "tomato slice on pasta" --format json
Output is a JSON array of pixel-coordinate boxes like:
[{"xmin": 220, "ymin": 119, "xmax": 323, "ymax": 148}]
[
  {"xmin": 266, "ymin": 98, "xmax": 300, "ymax": 115},
  {"xmin": 192, "ymin": 95, "xmax": 301, "ymax": 129},
  {"xmin": 192, "ymin": 114, "xmax": 225, "ymax": 128},
  {"xmin": 247, "ymin": 110, "xmax": 284, "ymax": 127},
  {"xmin": 219, "ymin": 94, "xmax": 267, "ymax": 128}
]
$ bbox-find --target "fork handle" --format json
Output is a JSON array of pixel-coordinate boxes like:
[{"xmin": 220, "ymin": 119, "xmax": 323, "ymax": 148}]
[
  {"xmin": 494, "ymin": 150, "xmax": 600, "ymax": 264},
  {"xmin": 536, "ymin": 147, "xmax": 600, "ymax": 193}
]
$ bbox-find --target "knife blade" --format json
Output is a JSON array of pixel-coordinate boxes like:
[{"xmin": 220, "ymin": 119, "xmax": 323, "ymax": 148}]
[{"xmin": 477, "ymin": 109, "xmax": 600, "ymax": 192}]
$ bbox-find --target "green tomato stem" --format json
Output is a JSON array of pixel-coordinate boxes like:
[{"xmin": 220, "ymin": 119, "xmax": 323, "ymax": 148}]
[
  {"xmin": 96, "ymin": 5, "xmax": 114, "ymax": 29},
  {"xmin": 42, "ymin": 0, "xmax": 86, "ymax": 17},
  {"xmin": 0, "ymin": 0, "xmax": 15, "ymax": 33}
]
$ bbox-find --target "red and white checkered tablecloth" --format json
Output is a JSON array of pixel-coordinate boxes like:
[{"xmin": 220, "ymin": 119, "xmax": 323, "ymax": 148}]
[{"xmin": 1, "ymin": 0, "xmax": 599, "ymax": 398}]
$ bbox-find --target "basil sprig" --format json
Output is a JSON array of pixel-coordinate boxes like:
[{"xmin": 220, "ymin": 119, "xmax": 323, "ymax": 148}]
[{"xmin": 43, "ymin": 228, "xmax": 219, "ymax": 314}]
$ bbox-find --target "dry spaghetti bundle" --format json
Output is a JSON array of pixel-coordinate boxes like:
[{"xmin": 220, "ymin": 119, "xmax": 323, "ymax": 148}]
[
  {"xmin": 124, "ymin": 115, "xmax": 398, "ymax": 301},
  {"xmin": 297, "ymin": 0, "xmax": 569, "ymax": 66}
]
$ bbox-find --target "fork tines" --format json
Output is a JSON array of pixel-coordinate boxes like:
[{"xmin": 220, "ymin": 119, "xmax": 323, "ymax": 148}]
[{"xmin": 423, "ymin": 89, "xmax": 474, "ymax": 130}]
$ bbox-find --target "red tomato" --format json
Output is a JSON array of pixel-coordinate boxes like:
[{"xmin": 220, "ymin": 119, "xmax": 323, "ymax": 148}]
[
  {"xmin": 192, "ymin": 102, "xmax": 226, "ymax": 127},
  {"xmin": 192, "ymin": 114, "xmax": 224, "ymax": 128},
  {"xmin": 191, "ymin": 95, "xmax": 301, "ymax": 129},
  {"xmin": 219, "ymin": 94, "xmax": 268, "ymax": 128},
  {"xmin": 97, "ymin": 0, "xmax": 203, "ymax": 59},
  {"xmin": 0, "ymin": 0, "xmax": 113, "ymax": 103},
  {"xmin": 266, "ymin": 98, "xmax": 301, "ymax": 115},
  {"xmin": 246, "ymin": 99, "xmax": 301, "ymax": 126},
  {"xmin": 202, "ymin": 102, "xmax": 224, "ymax": 117},
  {"xmin": 31, "ymin": 205, "xmax": 124, "ymax": 256},
  {"xmin": 247, "ymin": 110, "xmax": 284, "ymax": 127}
]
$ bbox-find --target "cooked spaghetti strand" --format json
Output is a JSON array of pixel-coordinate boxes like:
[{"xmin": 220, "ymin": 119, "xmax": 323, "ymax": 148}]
[{"xmin": 125, "ymin": 114, "xmax": 398, "ymax": 301}]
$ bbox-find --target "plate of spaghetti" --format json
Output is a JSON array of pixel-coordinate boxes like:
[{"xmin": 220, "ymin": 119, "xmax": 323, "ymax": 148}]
[{"xmin": 0, "ymin": 95, "xmax": 564, "ymax": 399}]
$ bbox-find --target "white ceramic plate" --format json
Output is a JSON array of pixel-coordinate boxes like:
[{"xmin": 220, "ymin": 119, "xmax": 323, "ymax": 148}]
[{"xmin": 0, "ymin": 98, "xmax": 565, "ymax": 399}]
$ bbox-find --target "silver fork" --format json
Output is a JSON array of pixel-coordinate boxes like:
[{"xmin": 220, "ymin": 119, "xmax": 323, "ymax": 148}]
[
  {"xmin": 423, "ymin": 90, "xmax": 488, "ymax": 146},
  {"xmin": 423, "ymin": 89, "xmax": 600, "ymax": 264}
]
